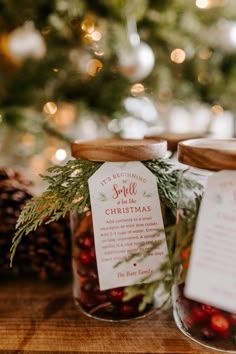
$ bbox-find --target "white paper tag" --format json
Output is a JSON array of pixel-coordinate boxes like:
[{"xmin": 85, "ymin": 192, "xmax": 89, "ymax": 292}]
[
  {"xmin": 88, "ymin": 161, "xmax": 169, "ymax": 290},
  {"xmin": 185, "ymin": 170, "xmax": 236, "ymax": 313}
]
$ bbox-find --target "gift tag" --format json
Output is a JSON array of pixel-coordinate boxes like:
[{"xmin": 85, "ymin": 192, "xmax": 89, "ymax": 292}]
[
  {"xmin": 88, "ymin": 161, "xmax": 169, "ymax": 290},
  {"xmin": 185, "ymin": 170, "xmax": 236, "ymax": 313}
]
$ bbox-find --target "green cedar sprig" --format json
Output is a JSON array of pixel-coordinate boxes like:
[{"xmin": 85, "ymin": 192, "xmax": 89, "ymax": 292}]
[{"xmin": 10, "ymin": 158, "xmax": 180, "ymax": 270}]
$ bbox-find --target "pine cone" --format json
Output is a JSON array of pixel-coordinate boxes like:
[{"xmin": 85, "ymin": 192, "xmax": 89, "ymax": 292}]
[{"xmin": 0, "ymin": 167, "xmax": 71, "ymax": 280}]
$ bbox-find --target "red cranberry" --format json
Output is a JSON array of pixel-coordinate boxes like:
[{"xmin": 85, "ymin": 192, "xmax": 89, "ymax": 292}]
[
  {"xmin": 229, "ymin": 313, "xmax": 236, "ymax": 325},
  {"xmin": 201, "ymin": 304, "xmax": 219, "ymax": 316},
  {"xmin": 88, "ymin": 268, "xmax": 98, "ymax": 280},
  {"xmin": 94, "ymin": 286, "xmax": 108, "ymax": 303},
  {"xmin": 89, "ymin": 247, "xmax": 96, "ymax": 261},
  {"xmin": 79, "ymin": 250, "xmax": 92, "ymax": 265},
  {"xmin": 79, "ymin": 294, "xmax": 96, "ymax": 309},
  {"xmin": 80, "ymin": 279, "xmax": 97, "ymax": 293},
  {"xmin": 191, "ymin": 305, "xmax": 209, "ymax": 323},
  {"xmin": 83, "ymin": 236, "xmax": 94, "ymax": 248},
  {"xmin": 120, "ymin": 303, "xmax": 136, "ymax": 317},
  {"xmin": 76, "ymin": 234, "xmax": 94, "ymax": 249},
  {"xmin": 200, "ymin": 325, "xmax": 216, "ymax": 340},
  {"xmin": 109, "ymin": 288, "xmax": 124, "ymax": 302},
  {"xmin": 211, "ymin": 314, "xmax": 230, "ymax": 334}
]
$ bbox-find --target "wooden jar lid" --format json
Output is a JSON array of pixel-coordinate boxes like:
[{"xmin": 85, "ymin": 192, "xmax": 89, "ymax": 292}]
[
  {"xmin": 71, "ymin": 138, "xmax": 167, "ymax": 162},
  {"xmin": 178, "ymin": 138, "xmax": 236, "ymax": 170},
  {"xmin": 147, "ymin": 131, "xmax": 205, "ymax": 151}
]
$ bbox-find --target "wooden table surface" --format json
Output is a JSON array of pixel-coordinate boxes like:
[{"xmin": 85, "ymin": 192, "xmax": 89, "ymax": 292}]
[{"xmin": 0, "ymin": 278, "xmax": 220, "ymax": 354}]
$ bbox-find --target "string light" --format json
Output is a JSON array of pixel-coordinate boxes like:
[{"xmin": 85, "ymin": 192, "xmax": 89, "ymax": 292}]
[
  {"xmin": 53, "ymin": 103, "xmax": 76, "ymax": 127},
  {"xmin": 130, "ymin": 83, "xmax": 145, "ymax": 96},
  {"xmin": 212, "ymin": 104, "xmax": 224, "ymax": 114},
  {"xmin": 55, "ymin": 148, "xmax": 67, "ymax": 162},
  {"xmin": 170, "ymin": 49, "xmax": 186, "ymax": 63},
  {"xmin": 87, "ymin": 59, "xmax": 103, "ymax": 76},
  {"xmin": 94, "ymin": 51, "xmax": 104, "ymax": 56},
  {"xmin": 43, "ymin": 101, "xmax": 58, "ymax": 115},
  {"xmin": 81, "ymin": 17, "xmax": 95, "ymax": 33},
  {"xmin": 91, "ymin": 31, "xmax": 102, "ymax": 41},
  {"xmin": 196, "ymin": 0, "xmax": 210, "ymax": 9}
]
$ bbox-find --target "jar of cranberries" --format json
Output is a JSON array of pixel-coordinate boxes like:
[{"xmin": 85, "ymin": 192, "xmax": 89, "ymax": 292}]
[
  {"xmin": 69, "ymin": 137, "xmax": 176, "ymax": 321},
  {"xmin": 173, "ymin": 138, "xmax": 236, "ymax": 352}
]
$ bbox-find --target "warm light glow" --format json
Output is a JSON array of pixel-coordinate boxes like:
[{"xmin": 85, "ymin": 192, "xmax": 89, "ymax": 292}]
[
  {"xmin": 45, "ymin": 146, "xmax": 57, "ymax": 159},
  {"xmin": 197, "ymin": 72, "xmax": 208, "ymax": 84},
  {"xmin": 91, "ymin": 31, "xmax": 102, "ymax": 41},
  {"xmin": 55, "ymin": 149, "xmax": 67, "ymax": 161},
  {"xmin": 94, "ymin": 51, "xmax": 104, "ymax": 56},
  {"xmin": 53, "ymin": 67, "xmax": 59, "ymax": 72},
  {"xmin": 212, "ymin": 104, "xmax": 224, "ymax": 114},
  {"xmin": 229, "ymin": 24, "xmax": 236, "ymax": 46},
  {"xmin": 43, "ymin": 101, "xmax": 58, "ymax": 115},
  {"xmin": 30, "ymin": 155, "xmax": 48, "ymax": 175},
  {"xmin": 199, "ymin": 48, "xmax": 213, "ymax": 60},
  {"xmin": 53, "ymin": 103, "xmax": 76, "ymax": 127},
  {"xmin": 81, "ymin": 18, "xmax": 95, "ymax": 33},
  {"xmin": 130, "ymin": 83, "xmax": 145, "ymax": 96},
  {"xmin": 87, "ymin": 59, "xmax": 103, "ymax": 76},
  {"xmin": 195, "ymin": 0, "xmax": 210, "ymax": 9},
  {"xmin": 20, "ymin": 133, "xmax": 35, "ymax": 146},
  {"xmin": 0, "ymin": 114, "xmax": 2, "ymax": 123},
  {"xmin": 170, "ymin": 49, "xmax": 186, "ymax": 64}
]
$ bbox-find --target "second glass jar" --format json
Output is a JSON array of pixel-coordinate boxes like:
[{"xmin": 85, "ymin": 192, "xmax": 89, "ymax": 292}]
[{"xmin": 173, "ymin": 138, "xmax": 236, "ymax": 352}]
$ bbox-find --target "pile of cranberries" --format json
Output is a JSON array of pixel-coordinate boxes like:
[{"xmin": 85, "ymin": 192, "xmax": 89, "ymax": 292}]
[
  {"xmin": 72, "ymin": 212, "xmax": 153, "ymax": 320},
  {"xmin": 174, "ymin": 283, "xmax": 236, "ymax": 350}
]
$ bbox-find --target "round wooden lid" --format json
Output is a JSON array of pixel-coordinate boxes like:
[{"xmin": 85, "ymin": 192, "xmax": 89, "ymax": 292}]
[
  {"xmin": 147, "ymin": 131, "xmax": 205, "ymax": 151},
  {"xmin": 71, "ymin": 138, "xmax": 167, "ymax": 162},
  {"xmin": 178, "ymin": 138, "xmax": 236, "ymax": 170}
]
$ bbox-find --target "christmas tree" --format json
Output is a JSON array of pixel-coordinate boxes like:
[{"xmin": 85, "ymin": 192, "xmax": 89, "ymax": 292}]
[{"xmin": 1, "ymin": 0, "xmax": 236, "ymax": 179}]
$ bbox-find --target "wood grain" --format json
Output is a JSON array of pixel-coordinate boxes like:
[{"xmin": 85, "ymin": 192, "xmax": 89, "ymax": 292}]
[
  {"xmin": 178, "ymin": 138, "xmax": 236, "ymax": 170},
  {"xmin": 0, "ymin": 278, "xmax": 220, "ymax": 353},
  {"xmin": 146, "ymin": 132, "xmax": 205, "ymax": 152},
  {"xmin": 70, "ymin": 138, "xmax": 167, "ymax": 161}
]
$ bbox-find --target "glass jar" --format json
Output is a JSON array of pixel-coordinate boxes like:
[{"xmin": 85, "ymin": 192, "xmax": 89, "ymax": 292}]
[
  {"xmin": 172, "ymin": 138, "xmax": 236, "ymax": 352},
  {"xmin": 69, "ymin": 137, "xmax": 174, "ymax": 321}
]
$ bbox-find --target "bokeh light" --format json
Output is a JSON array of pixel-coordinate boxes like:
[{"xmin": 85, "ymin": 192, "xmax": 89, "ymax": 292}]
[
  {"xmin": 55, "ymin": 148, "xmax": 67, "ymax": 161},
  {"xmin": 53, "ymin": 103, "xmax": 76, "ymax": 128},
  {"xmin": 81, "ymin": 17, "xmax": 95, "ymax": 33},
  {"xmin": 170, "ymin": 49, "xmax": 186, "ymax": 63},
  {"xmin": 212, "ymin": 104, "xmax": 224, "ymax": 114},
  {"xmin": 91, "ymin": 31, "xmax": 102, "ymax": 41},
  {"xmin": 87, "ymin": 59, "xmax": 103, "ymax": 76},
  {"xmin": 94, "ymin": 51, "xmax": 104, "ymax": 56},
  {"xmin": 196, "ymin": 0, "xmax": 210, "ymax": 9},
  {"xmin": 130, "ymin": 83, "xmax": 145, "ymax": 96},
  {"xmin": 43, "ymin": 101, "xmax": 58, "ymax": 115}
]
